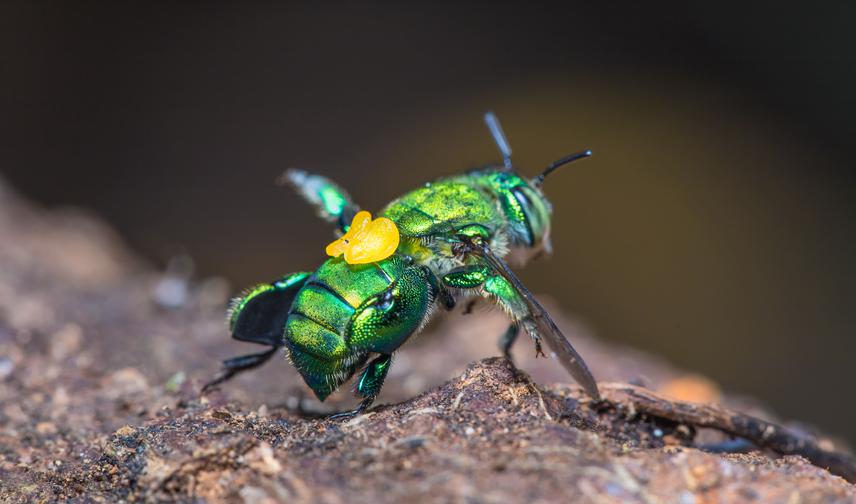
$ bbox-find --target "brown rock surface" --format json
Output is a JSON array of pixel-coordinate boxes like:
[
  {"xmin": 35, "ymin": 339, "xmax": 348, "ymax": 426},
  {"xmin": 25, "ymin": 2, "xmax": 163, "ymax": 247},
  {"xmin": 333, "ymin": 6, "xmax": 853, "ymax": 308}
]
[{"xmin": 0, "ymin": 178, "xmax": 853, "ymax": 503}]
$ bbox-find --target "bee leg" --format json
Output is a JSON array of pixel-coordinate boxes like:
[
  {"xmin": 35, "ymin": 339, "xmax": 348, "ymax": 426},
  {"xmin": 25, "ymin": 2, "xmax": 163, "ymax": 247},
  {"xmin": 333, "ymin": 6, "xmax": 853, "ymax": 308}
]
[
  {"xmin": 328, "ymin": 409, "xmax": 360, "ymax": 420},
  {"xmin": 330, "ymin": 354, "xmax": 392, "ymax": 419},
  {"xmin": 355, "ymin": 354, "xmax": 393, "ymax": 409},
  {"xmin": 481, "ymin": 275, "xmax": 546, "ymax": 358},
  {"xmin": 521, "ymin": 319, "xmax": 547, "ymax": 358},
  {"xmin": 442, "ymin": 264, "xmax": 491, "ymax": 289},
  {"xmin": 425, "ymin": 267, "xmax": 456, "ymax": 310},
  {"xmin": 463, "ymin": 299, "xmax": 479, "ymax": 314},
  {"xmin": 498, "ymin": 323, "xmax": 520, "ymax": 363},
  {"xmin": 282, "ymin": 169, "xmax": 359, "ymax": 233},
  {"xmin": 202, "ymin": 346, "xmax": 279, "ymax": 392},
  {"xmin": 442, "ymin": 262, "xmax": 548, "ymax": 359},
  {"xmin": 442, "ymin": 266, "xmax": 538, "ymax": 359}
]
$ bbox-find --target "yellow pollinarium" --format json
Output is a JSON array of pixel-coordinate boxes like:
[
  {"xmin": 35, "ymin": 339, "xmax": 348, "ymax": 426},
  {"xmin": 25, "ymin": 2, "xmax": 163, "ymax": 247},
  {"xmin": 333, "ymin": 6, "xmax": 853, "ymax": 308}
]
[{"xmin": 326, "ymin": 211, "xmax": 400, "ymax": 265}]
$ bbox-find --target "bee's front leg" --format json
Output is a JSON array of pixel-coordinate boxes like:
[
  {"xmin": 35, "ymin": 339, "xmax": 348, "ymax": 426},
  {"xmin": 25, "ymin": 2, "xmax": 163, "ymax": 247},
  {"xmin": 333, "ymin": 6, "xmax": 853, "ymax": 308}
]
[{"xmin": 441, "ymin": 265, "xmax": 538, "ymax": 362}]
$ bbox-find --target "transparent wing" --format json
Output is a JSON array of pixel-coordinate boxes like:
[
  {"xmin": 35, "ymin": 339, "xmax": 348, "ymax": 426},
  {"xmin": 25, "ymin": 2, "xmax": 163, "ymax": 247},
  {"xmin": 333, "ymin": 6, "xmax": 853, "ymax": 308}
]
[{"xmin": 469, "ymin": 240, "xmax": 601, "ymax": 399}]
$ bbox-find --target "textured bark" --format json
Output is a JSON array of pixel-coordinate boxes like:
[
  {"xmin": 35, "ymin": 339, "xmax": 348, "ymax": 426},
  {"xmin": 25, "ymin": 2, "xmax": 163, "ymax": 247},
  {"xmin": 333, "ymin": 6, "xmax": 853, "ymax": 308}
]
[{"xmin": 0, "ymin": 178, "xmax": 853, "ymax": 503}]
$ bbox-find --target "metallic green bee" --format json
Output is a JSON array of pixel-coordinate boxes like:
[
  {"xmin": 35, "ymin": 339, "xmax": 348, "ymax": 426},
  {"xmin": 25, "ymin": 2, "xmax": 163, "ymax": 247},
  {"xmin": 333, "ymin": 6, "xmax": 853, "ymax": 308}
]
[{"xmin": 205, "ymin": 113, "xmax": 600, "ymax": 416}]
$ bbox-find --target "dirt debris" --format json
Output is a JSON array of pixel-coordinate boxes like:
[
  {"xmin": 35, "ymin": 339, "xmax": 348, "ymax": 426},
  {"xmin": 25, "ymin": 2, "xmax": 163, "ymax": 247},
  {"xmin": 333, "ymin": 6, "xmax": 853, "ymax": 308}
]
[{"xmin": 0, "ymin": 178, "xmax": 854, "ymax": 503}]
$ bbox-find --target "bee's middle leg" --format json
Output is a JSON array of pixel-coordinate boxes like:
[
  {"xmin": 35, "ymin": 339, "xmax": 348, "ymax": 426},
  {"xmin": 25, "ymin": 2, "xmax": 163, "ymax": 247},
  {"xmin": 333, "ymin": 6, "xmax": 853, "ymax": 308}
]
[{"xmin": 498, "ymin": 323, "xmax": 520, "ymax": 363}]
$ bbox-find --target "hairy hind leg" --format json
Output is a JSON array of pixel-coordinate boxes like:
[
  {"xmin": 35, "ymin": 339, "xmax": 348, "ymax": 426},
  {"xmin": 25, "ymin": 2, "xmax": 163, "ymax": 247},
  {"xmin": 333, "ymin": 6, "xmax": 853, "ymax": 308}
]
[{"xmin": 207, "ymin": 271, "xmax": 309, "ymax": 392}]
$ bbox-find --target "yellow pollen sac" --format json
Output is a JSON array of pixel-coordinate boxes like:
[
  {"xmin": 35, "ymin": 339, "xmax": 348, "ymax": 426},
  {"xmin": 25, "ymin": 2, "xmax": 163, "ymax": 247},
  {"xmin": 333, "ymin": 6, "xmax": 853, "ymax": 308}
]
[{"xmin": 325, "ymin": 211, "xmax": 400, "ymax": 264}]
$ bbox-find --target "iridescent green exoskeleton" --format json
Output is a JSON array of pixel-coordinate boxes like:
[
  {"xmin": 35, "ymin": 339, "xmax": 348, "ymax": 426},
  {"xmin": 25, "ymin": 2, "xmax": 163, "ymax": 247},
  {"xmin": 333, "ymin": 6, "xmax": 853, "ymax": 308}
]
[{"xmin": 204, "ymin": 112, "xmax": 600, "ymax": 417}]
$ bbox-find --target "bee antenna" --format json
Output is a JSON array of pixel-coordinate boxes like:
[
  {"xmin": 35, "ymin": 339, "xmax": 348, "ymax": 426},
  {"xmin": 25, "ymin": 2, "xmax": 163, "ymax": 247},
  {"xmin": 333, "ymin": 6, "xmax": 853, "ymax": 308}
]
[
  {"xmin": 484, "ymin": 111, "xmax": 513, "ymax": 170},
  {"xmin": 531, "ymin": 150, "xmax": 592, "ymax": 188}
]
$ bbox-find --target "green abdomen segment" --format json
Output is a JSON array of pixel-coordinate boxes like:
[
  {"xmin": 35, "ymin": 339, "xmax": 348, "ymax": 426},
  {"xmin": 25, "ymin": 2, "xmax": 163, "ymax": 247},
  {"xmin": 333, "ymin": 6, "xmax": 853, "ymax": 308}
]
[{"xmin": 284, "ymin": 257, "xmax": 402, "ymax": 400}]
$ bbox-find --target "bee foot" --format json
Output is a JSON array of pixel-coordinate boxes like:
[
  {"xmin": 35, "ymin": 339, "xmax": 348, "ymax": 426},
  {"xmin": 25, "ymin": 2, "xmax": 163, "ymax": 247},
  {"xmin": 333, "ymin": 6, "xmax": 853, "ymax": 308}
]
[
  {"xmin": 329, "ymin": 397, "xmax": 374, "ymax": 420},
  {"xmin": 328, "ymin": 409, "xmax": 361, "ymax": 420},
  {"xmin": 200, "ymin": 380, "xmax": 221, "ymax": 394}
]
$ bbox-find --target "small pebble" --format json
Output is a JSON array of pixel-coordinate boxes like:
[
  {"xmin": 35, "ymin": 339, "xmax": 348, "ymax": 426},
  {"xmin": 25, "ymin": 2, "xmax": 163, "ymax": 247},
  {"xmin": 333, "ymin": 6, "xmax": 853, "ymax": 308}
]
[
  {"xmin": 36, "ymin": 422, "xmax": 57, "ymax": 435},
  {"xmin": 0, "ymin": 357, "xmax": 14, "ymax": 379},
  {"xmin": 114, "ymin": 425, "xmax": 135, "ymax": 437},
  {"xmin": 164, "ymin": 371, "xmax": 186, "ymax": 393}
]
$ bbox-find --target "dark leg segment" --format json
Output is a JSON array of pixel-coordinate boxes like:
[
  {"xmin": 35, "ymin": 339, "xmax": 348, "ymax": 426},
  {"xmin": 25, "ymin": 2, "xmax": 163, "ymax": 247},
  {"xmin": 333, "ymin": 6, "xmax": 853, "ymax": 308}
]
[
  {"xmin": 498, "ymin": 322, "xmax": 520, "ymax": 362},
  {"xmin": 330, "ymin": 354, "xmax": 393, "ymax": 419},
  {"xmin": 202, "ymin": 346, "xmax": 279, "ymax": 392},
  {"xmin": 425, "ymin": 267, "xmax": 456, "ymax": 311},
  {"xmin": 463, "ymin": 299, "xmax": 479, "ymax": 314},
  {"xmin": 356, "ymin": 354, "xmax": 392, "ymax": 403}
]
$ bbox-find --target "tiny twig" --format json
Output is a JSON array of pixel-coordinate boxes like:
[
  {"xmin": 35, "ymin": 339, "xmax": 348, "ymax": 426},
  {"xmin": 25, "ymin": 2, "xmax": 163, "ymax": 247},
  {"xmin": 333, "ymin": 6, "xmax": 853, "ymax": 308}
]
[
  {"xmin": 513, "ymin": 368, "xmax": 553, "ymax": 421},
  {"xmin": 450, "ymin": 391, "xmax": 464, "ymax": 411},
  {"xmin": 595, "ymin": 383, "xmax": 856, "ymax": 483}
]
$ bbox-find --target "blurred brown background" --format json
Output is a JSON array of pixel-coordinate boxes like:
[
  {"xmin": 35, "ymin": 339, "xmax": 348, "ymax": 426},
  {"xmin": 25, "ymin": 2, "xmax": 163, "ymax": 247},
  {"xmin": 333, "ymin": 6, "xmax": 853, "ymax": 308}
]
[{"xmin": 2, "ymin": 2, "xmax": 854, "ymax": 442}]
